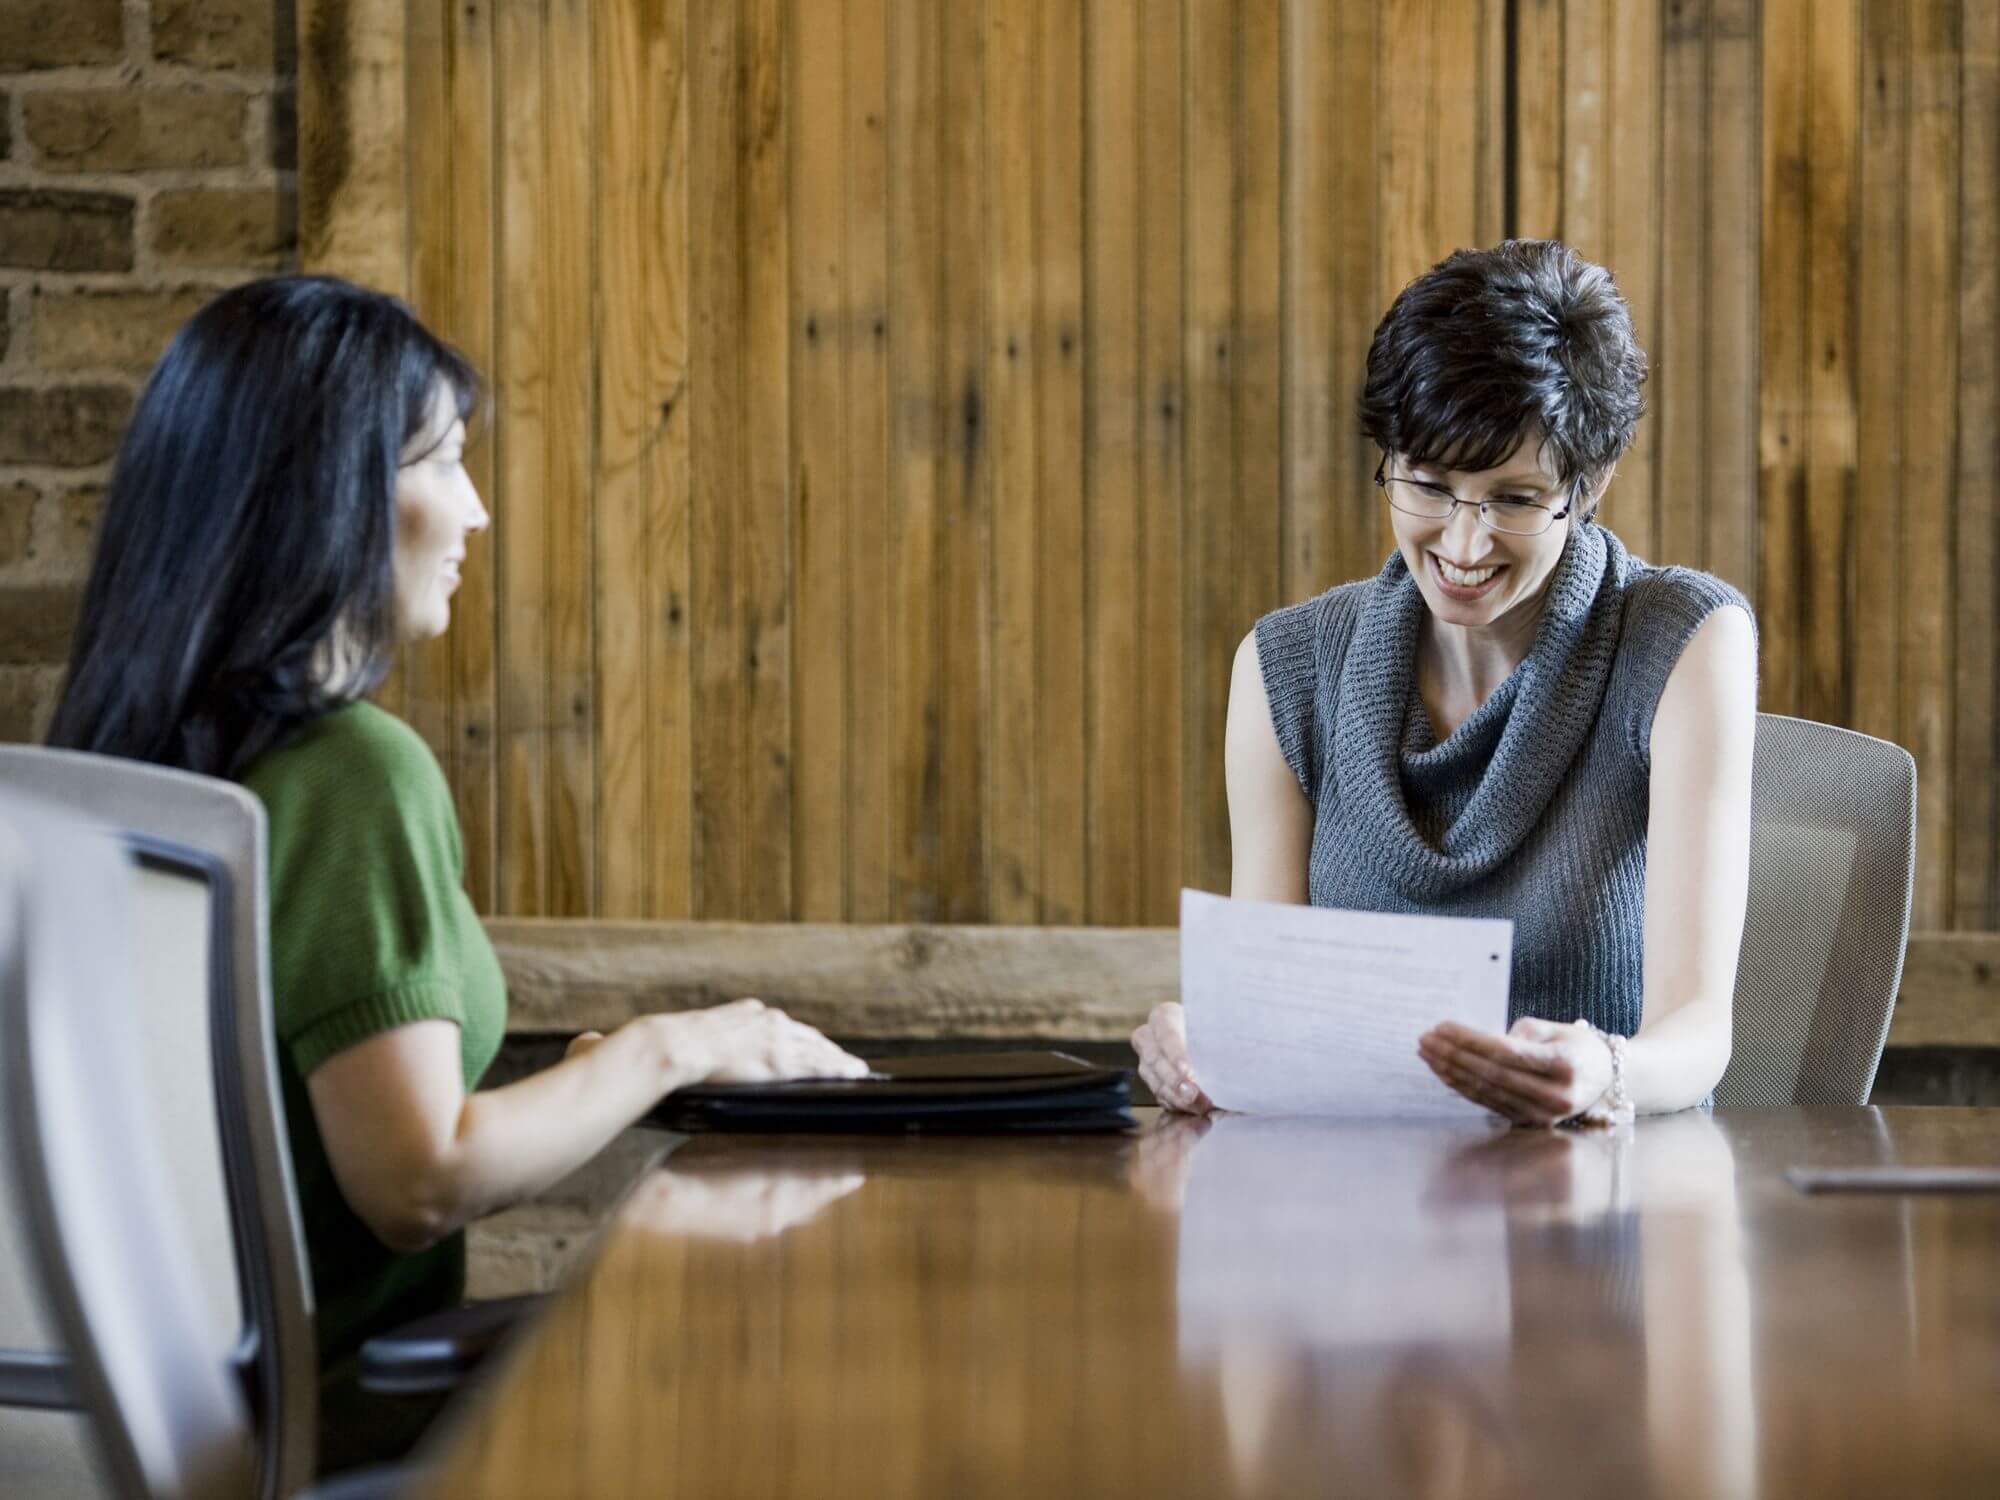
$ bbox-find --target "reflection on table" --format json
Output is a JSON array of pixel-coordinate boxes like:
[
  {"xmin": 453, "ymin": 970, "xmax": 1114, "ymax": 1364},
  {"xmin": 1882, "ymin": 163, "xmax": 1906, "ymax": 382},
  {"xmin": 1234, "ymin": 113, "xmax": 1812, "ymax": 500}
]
[{"xmin": 417, "ymin": 1110, "xmax": 2000, "ymax": 1499}]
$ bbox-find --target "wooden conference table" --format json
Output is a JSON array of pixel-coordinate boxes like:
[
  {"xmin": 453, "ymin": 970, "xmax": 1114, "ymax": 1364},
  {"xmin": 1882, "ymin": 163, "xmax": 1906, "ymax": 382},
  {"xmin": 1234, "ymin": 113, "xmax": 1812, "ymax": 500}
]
[{"xmin": 416, "ymin": 1108, "xmax": 2000, "ymax": 1498}]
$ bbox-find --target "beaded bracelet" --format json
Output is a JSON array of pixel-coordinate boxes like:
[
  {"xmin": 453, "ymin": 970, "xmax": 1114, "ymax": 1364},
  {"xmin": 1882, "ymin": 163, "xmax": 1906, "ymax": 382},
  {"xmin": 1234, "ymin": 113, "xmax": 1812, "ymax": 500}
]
[{"xmin": 1582, "ymin": 1021, "xmax": 1635, "ymax": 1127}]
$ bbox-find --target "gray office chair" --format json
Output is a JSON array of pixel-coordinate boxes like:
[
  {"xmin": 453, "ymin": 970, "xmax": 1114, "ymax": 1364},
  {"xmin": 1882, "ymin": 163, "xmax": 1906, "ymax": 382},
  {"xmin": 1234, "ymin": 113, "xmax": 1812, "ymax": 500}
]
[
  {"xmin": 0, "ymin": 748, "xmax": 534, "ymax": 1418},
  {"xmin": 0, "ymin": 747, "xmax": 317, "ymax": 1500},
  {"xmin": 1713, "ymin": 714, "xmax": 1918, "ymax": 1107},
  {"xmin": 0, "ymin": 791, "xmax": 404, "ymax": 1500}
]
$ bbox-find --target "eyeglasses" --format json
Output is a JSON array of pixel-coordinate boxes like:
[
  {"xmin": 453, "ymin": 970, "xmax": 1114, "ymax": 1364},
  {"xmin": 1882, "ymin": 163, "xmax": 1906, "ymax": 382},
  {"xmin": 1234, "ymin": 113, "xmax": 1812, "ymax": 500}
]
[{"xmin": 1374, "ymin": 456, "xmax": 1574, "ymax": 537}]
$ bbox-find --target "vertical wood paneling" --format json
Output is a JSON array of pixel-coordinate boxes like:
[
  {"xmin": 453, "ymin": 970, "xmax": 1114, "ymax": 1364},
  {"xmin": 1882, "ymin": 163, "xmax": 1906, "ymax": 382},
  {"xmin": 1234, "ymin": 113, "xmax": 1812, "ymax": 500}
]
[
  {"xmin": 1604, "ymin": 0, "xmax": 1658, "ymax": 562},
  {"xmin": 741, "ymin": 0, "xmax": 795, "ymax": 921},
  {"xmin": 1955, "ymin": 0, "xmax": 1999, "ymax": 930},
  {"xmin": 1803, "ymin": 0, "xmax": 1857, "ymax": 730},
  {"xmin": 1901, "ymin": 0, "xmax": 1961, "ymax": 930},
  {"xmin": 1655, "ymin": 0, "xmax": 1705, "ymax": 567},
  {"xmin": 1855, "ymin": 0, "xmax": 1907, "ymax": 746},
  {"xmin": 305, "ymin": 0, "xmax": 1997, "ymax": 931},
  {"xmin": 1280, "ymin": 0, "xmax": 1335, "ymax": 602},
  {"xmin": 594, "ymin": 0, "xmax": 691, "ymax": 919},
  {"xmin": 886, "ymin": 0, "xmax": 942, "ymax": 923},
  {"xmin": 545, "ymin": 0, "xmax": 598, "ymax": 915},
  {"xmin": 1516, "ymin": 0, "xmax": 1566, "ymax": 239},
  {"xmin": 299, "ymin": 0, "xmax": 410, "ymax": 298},
  {"xmin": 447, "ymin": 0, "xmax": 500, "ymax": 913},
  {"xmin": 1758, "ymin": 0, "xmax": 1809, "ymax": 719},
  {"xmin": 1235, "ymin": 0, "xmax": 1284, "ymax": 774},
  {"xmin": 690, "ymin": 0, "xmax": 747, "ymax": 917},
  {"xmin": 1704, "ymin": 0, "xmax": 1757, "ymax": 596},
  {"xmin": 1325, "ymin": 1, "xmax": 1382, "ymax": 591},
  {"xmin": 1560, "ymin": 0, "xmax": 1606, "ymax": 258},
  {"xmin": 1035, "ymin": 0, "xmax": 1089, "ymax": 925},
  {"xmin": 396, "ymin": 0, "xmax": 455, "ymax": 761},
  {"xmin": 792, "ymin": 0, "xmax": 849, "ymax": 920},
  {"xmin": 987, "ymin": 0, "xmax": 1041, "ymax": 921},
  {"xmin": 496, "ymin": 0, "xmax": 550, "ymax": 917},
  {"xmin": 1083, "ymin": 0, "xmax": 1142, "ymax": 924},
  {"xmin": 1182, "ymin": 0, "xmax": 1238, "ymax": 898},
  {"xmin": 1136, "ymin": 0, "xmax": 1185, "ymax": 923},
  {"xmin": 937, "ymin": 0, "xmax": 991, "ymax": 921},
  {"xmin": 845, "ymin": 0, "xmax": 895, "ymax": 922}
]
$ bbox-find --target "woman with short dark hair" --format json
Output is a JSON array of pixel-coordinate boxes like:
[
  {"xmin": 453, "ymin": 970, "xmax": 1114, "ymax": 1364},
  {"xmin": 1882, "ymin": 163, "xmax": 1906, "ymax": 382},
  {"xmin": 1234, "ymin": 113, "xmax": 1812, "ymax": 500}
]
[
  {"xmin": 1133, "ymin": 240, "xmax": 1757, "ymax": 1125},
  {"xmin": 49, "ymin": 278, "xmax": 866, "ymax": 1441}
]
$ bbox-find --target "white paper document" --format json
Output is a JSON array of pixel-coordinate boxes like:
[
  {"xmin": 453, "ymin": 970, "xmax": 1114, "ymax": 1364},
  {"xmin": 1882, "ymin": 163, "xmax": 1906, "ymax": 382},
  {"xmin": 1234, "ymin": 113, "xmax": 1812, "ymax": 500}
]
[{"xmin": 1179, "ymin": 889, "xmax": 1513, "ymax": 1116}]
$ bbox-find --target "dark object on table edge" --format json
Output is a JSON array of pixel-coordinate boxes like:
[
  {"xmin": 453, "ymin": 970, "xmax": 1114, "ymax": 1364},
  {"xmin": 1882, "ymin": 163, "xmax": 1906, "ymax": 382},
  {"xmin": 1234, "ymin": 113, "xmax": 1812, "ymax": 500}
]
[{"xmin": 650, "ymin": 1050, "xmax": 1134, "ymax": 1134}]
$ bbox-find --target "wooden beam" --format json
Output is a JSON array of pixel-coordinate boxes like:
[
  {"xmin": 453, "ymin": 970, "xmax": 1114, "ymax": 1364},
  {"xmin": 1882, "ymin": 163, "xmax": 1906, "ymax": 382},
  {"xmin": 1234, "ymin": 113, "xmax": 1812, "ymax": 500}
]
[
  {"xmin": 493, "ymin": 922, "xmax": 1999, "ymax": 1051},
  {"xmin": 1886, "ymin": 932, "xmax": 2000, "ymax": 1049},
  {"xmin": 488, "ymin": 919, "xmax": 1177, "ymax": 1040}
]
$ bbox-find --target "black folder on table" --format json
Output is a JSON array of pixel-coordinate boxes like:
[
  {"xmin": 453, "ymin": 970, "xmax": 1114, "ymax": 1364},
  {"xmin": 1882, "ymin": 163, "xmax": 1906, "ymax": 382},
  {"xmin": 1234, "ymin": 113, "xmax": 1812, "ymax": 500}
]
[{"xmin": 651, "ymin": 1050, "xmax": 1134, "ymax": 1135}]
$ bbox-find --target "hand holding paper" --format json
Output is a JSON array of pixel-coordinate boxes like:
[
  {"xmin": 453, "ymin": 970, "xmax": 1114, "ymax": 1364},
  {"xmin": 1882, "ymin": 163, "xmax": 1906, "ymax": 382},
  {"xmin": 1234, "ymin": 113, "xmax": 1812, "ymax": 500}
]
[{"xmin": 1179, "ymin": 890, "xmax": 1513, "ymax": 1117}]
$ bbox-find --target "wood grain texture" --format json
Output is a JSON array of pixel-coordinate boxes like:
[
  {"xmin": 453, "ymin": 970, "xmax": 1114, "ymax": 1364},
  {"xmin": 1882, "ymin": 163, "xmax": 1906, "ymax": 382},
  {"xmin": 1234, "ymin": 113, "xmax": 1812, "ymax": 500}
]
[
  {"xmin": 936, "ymin": 0, "xmax": 991, "ymax": 923},
  {"xmin": 1181, "ymin": 0, "xmax": 1238, "ymax": 901},
  {"xmin": 300, "ymin": 0, "xmax": 1995, "ymax": 930},
  {"xmin": 1604, "ymin": 0, "xmax": 1659, "ymax": 564},
  {"xmin": 447, "ymin": 0, "xmax": 500, "ymax": 914},
  {"xmin": 741, "ymin": 0, "xmax": 795, "ymax": 922},
  {"xmin": 689, "ymin": 0, "xmax": 747, "ymax": 919},
  {"xmin": 496, "ymin": 0, "xmax": 551, "ymax": 918},
  {"xmin": 987, "ymin": 0, "xmax": 1042, "ymax": 923},
  {"xmin": 1955, "ymin": 0, "xmax": 1999, "ymax": 931},
  {"xmin": 298, "ymin": 0, "xmax": 409, "ymax": 297},
  {"xmin": 1703, "ymin": 0, "xmax": 1757, "ymax": 595},
  {"xmin": 1655, "ymin": 0, "xmax": 1703, "ymax": 568},
  {"xmin": 1136, "ymin": 0, "xmax": 1185, "ymax": 924},
  {"xmin": 1900, "ymin": 0, "xmax": 1961, "ymax": 932},
  {"xmin": 790, "ymin": 0, "xmax": 849, "ymax": 922},
  {"xmin": 1855, "ymin": 0, "xmax": 1907, "ymax": 746},
  {"xmin": 844, "ymin": 0, "xmax": 895, "ymax": 922},
  {"xmin": 420, "ymin": 1110, "xmax": 2000, "ymax": 1498},
  {"xmin": 486, "ymin": 916, "xmax": 1178, "ymax": 1036},
  {"xmin": 1887, "ymin": 931, "xmax": 2000, "ymax": 1047},
  {"xmin": 485, "ymin": 923, "xmax": 1993, "ymax": 1050},
  {"xmin": 886, "ymin": 0, "xmax": 943, "ymax": 923},
  {"xmin": 1035, "ymin": 0, "xmax": 1089, "ymax": 926},
  {"xmin": 544, "ymin": 0, "xmax": 599, "ymax": 916},
  {"xmin": 1083, "ymin": 0, "xmax": 1142, "ymax": 926}
]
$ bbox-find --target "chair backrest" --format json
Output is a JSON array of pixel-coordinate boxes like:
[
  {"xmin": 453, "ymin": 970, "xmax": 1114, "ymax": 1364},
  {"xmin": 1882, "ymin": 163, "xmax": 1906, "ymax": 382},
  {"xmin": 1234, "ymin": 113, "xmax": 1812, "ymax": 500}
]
[
  {"xmin": 1, "ymin": 790, "xmax": 260, "ymax": 1500},
  {"xmin": 1714, "ymin": 714, "xmax": 1918, "ymax": 1106},
  {"xmin": 0, "ymin": 747, "xmax": 316, "ymax": 1500}
]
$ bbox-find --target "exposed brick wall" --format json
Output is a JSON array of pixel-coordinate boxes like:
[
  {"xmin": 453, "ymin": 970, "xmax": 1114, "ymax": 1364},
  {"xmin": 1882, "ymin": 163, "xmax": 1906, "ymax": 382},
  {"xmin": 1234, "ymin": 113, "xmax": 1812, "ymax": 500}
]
[{"xmin": 0, "ymin": 0, "xmax": 296, "ymax": 741}]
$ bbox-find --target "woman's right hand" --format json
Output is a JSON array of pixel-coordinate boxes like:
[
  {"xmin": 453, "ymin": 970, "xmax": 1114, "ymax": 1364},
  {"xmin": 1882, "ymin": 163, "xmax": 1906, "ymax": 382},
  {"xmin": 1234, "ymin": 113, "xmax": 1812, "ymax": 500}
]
[
  {"xmin": 648, "ymin": 998, "xmax": 870, "ymax": 1088},
  {"xmin": 1131, "ymin": 1002, "xmax": 1214, "ymax": 1114}
]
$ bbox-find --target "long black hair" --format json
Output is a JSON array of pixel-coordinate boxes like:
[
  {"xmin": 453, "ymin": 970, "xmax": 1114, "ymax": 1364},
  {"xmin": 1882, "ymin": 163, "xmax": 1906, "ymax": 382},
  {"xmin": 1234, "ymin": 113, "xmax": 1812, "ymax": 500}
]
[{"xmin": 48, "ymin": 276, "xmax": 480, "ymax": 781}]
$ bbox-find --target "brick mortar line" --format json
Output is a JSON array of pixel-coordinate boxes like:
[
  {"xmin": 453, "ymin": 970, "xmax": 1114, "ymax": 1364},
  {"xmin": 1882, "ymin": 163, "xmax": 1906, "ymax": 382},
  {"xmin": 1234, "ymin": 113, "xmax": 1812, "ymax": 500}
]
[
  {"xmin": 0, "ymin": 369, "xmax": 145, "ymax": 391},
  {"xmin": 0, "ymin": 464, "xmax": 116, "ymax": 489},
  {"xmin": 0, "ymin": 68, "xmax": 287, "ymax": 96},
  {"xmin": 0, "ymin": 166, "xmax": 297, "ymax": 193}
]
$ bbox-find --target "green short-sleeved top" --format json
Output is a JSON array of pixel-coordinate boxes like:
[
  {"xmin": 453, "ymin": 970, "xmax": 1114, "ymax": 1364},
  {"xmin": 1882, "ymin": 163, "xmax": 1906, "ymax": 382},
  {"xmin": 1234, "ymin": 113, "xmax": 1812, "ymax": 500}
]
[{"xmin": 245, "ymin": 701, "xmax": 507, "ymax": 1367}]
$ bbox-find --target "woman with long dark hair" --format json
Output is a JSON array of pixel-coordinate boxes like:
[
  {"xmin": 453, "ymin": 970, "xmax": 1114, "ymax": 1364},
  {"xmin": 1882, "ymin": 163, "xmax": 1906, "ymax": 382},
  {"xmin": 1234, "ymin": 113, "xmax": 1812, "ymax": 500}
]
[
  {"xmin": 1132, "ymin": 240, "xmax": 1758, "ymax": 1125},
  {"xmin": 50, "ymin": 277, "xmax": 865, "ymax": 1439}
]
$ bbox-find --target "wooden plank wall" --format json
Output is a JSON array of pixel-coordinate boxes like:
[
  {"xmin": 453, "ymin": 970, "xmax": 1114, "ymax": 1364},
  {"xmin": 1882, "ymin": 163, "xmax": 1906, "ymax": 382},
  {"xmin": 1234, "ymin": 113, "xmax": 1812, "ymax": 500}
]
[{"xmin": 301, "ymin": 0, "xmax": 1996, "ymax": 930}]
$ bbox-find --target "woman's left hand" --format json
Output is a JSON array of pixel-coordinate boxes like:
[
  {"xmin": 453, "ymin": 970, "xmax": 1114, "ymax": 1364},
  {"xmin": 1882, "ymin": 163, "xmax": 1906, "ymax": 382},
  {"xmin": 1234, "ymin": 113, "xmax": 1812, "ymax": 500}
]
[{"xmin": 1416, "ymin": 1017, "xmax": 1614, "ymax": 1127}]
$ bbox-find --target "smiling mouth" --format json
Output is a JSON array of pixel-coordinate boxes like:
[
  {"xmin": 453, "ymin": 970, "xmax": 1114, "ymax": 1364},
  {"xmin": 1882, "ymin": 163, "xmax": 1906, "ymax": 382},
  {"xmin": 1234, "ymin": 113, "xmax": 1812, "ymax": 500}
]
[{"xmin": 1429, "ymin": 552, "xmax": 1505, "ymax": 597}]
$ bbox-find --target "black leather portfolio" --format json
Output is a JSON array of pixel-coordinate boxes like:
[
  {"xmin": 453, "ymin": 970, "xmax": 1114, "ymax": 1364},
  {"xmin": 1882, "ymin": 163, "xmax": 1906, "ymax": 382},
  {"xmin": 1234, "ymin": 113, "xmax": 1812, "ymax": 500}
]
[{"xmin": 651, "ymin": 1050, "xmax": 1135, "ymax": 1135}]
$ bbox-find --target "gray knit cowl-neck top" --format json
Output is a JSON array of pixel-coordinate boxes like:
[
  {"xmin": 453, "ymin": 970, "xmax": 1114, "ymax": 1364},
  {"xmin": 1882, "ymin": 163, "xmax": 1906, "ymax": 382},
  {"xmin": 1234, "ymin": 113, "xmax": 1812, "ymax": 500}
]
[{"xmin": 1253, "ymin": 522, "xmax": 1751, "ymax": 1039}]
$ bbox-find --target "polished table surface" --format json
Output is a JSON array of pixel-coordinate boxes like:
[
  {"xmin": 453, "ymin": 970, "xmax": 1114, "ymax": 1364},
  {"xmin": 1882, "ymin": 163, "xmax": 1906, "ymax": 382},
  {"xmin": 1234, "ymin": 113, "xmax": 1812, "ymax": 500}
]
[{"xmin": 415, "ymin": 1108, "xmax": 2000, "ymax": 1499}]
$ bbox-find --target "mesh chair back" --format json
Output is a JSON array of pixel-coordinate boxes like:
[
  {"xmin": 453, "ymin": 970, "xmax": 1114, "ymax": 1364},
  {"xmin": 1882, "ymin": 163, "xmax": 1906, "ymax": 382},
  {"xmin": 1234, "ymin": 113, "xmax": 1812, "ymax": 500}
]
[
  {"xmin": 0, "ymin": 748, "xmax": 315, "ymax": 1500},
  {"xmin": 1, "ymin": 791, "xmax": 259, "ymax": 1500},
  {"xmin": 1714, "ymin": 714, "xmax": 1917, "ymax": 1106}
]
